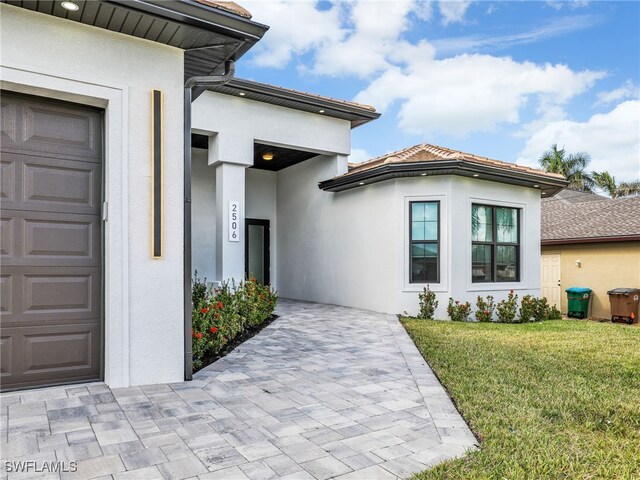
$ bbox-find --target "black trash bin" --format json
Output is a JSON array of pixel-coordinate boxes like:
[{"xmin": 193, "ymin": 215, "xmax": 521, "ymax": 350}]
[{"xmin": 607, "ymin": 288, "xmax": 640, "ymax": 324}]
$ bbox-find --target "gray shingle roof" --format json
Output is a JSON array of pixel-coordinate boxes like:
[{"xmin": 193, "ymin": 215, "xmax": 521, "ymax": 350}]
[{"xmin": 541, "ymin": 189, "xmax": 640, "ymax": 243}]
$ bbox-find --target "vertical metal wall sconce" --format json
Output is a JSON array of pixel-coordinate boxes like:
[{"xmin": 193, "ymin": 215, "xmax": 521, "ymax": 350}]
[{"xmin": 152, "ymin": 89, "xmax": 163, "ymax": 258}]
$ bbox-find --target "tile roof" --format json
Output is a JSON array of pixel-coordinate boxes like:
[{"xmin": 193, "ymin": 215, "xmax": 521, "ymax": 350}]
[
  {"xmin": 240, "ymin": 81, "xmax": 377, "ymax": 113},
  {"xmin": 541, "ymin": 189, "xmax": 640, "ymax": 242},
  {"xmin": 345, "ymin": 143, "xmax": 565, "ymax": 180},
  {"xmin": 194, "ymin": 1, "xmax": 253, "ymax": 18}
]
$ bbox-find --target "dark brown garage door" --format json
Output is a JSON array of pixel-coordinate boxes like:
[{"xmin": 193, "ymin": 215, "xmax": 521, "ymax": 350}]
[{"xmin": 1, "ymin": 92, "xmax": 103, "ymax": 390}]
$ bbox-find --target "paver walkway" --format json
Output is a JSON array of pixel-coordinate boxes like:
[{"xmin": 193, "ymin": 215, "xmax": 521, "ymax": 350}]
[{"xmin": 1, "ymin": 300, "xmax": 476, "ymax": 480}]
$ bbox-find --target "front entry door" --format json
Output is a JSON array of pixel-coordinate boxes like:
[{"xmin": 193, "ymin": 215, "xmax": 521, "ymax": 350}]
[
  {"xmin": 541, "ymin": 253, "xmax": 562, "ymax": 309},
  {"xmin": 245, "ymin": 219, "xmax": 270, "ymax": 284}
]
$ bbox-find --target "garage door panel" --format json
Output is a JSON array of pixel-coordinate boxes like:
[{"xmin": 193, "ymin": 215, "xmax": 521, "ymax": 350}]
[
  {"xmin": 1, "ymin": 267, "xmax": 101, "ymax": 326},
  {"xmin": 1, "ymin": 324, "xmax": 100, "ymax": 387},
  {"xmin": 0, "ymin": 274, "xmax": 13, "ymax": 315},
  {"xmin": 0, "ymin": 92, "xmax": 103, "ymax": 390},
  {"xmin": 1, "ymin": 152, "xmax": 101, "ymax": 214},
  {"xmin": 1, "ymin": 159, "xmax": 16, "ymax": 202},
  {"xmin": 0, "ymin": 211, "xmax": 101, "ymax": 267},
  {"xmin": 1, "ymin": 96, "xmax": 19, "ymax": 148},
  {"xmin": 1, "ymin": 93, "xmax": 102, "ymax": 162},
  {"xmin": 23, "ymin": 160, "xmax": 100, "ymax": 208},
  {"xmin": 0, "ymin": 335, "xmax": 12, "ymax": 377},
  {"xmin": 1, "ymin": 217, "xmax": 14, "ymax": 259}
]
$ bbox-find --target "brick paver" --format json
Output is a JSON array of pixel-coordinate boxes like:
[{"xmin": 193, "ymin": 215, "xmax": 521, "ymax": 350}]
[{"xmin": 0, "ymin": 300, "xmax": 476, "ymax": 479}]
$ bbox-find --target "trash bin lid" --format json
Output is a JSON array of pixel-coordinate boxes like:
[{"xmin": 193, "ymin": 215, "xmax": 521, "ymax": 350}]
[
  {"xmin": 607, "ymin": 288, "xmax": 640, "ymax": 295},
  {"xmin": 566, "ymin": 287, "xmax": 592, "ymax": 293}
]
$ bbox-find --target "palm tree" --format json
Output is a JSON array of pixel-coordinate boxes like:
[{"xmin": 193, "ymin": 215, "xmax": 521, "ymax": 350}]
[
  {"xmin": 593, "ymin": 171, "xmax": 640, "ymax": 198},
  {"xmin": 539, "ymin": 144, "xmax": 595, "ymax": 191}
]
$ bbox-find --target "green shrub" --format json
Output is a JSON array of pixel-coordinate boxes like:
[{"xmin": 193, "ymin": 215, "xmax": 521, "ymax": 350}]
[
  {"xmin": 518, "ymin": 294, "xmax": 537, "ymax": 323},
  {"xmin": 447, "ymin": 298, "xmax": 472, "ymax": 322},
  {"xmin": 418, "ymin": 286, "xmax": 438, "ymax": 320},
  {"xmin": 532, "ymin": 297, "xmax": 550, "ymax": 322},
  {"xmin": 191, "ymin": 275, "xmax": 277, "ymax": 369},
  {"xmin": 475, "ymin": 295, "xmax": 495, "ymax": 322},
  {"xmin": 496, "ymin": 290, "xmax": 518, "ymax": 323},
  {"xmin": 548, "ymin": 305, "xmax": 562, "ymax": 320}
]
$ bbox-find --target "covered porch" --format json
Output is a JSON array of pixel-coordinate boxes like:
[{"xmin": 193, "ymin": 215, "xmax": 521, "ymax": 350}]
[{"xmin": 189, "ymin": 79, "xmax": 379, "ymax": 289}]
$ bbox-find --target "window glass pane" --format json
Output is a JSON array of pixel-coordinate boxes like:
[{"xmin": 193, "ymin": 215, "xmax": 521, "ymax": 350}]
[
  {"xmin": 411, "ymin": 242, "xmax": 438, "ymax": 283},
  {"xmin": 472, "ymin": 205, "xmax": 493, "ymax": 242},
  {"xmin": 412, "ymin": 222, "xmax": 425, "ymax": 241},
  {"xmin": 496, "ymin": 207, "xmax": 518, "ymax": 243},
  {"xmin": 496, "ymin": 245, "xmax": 517, "ymax": 281},
  {"xmin": 423, "ymin": 203, "xmax": 438, "ymax": 221},
  {"xmin": 411, "ymin": 202, "xmax": 425, "ymax": 222},
  {"xmin": 471, "ymin": 244, "xmax": 492, "ymax": 282},
  {"xmin": 411, "ymin": 202, "xmax": 438, "ymax": 241}
]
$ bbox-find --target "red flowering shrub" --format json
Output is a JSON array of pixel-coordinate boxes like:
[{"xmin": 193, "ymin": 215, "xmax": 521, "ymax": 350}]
[
  {"xmin": 496, "ymin": 291, "xmax": 518, "ymax": 323},
  {"xmin": 475, "ymin": 295, "xmax": 495, "ymax": 322},
  {"xmin": 191, "ymin": 272, "xmax": 278, "ymax": 369},
  {"xmin": 447, "ymin": 298, "xmax": 472, "ymax": 322}
]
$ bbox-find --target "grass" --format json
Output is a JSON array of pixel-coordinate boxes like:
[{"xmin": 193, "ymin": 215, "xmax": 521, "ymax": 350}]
[{"xmin": 401, "ymin": 318, "xmax": 640, "ymax": 480}]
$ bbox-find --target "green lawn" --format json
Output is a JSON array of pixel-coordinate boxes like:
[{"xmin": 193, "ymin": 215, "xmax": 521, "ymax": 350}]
[{"xmin": 401, "ymin": 319, "xmax": 640, "ymax": 480}]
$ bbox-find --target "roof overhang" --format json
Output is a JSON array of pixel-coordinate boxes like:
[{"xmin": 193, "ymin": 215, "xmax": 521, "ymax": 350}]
[
  {"xmin": 1, "ymin": 0, "xmax": 268, "ymax": 87},
  {"xmin": 318, "ymin": 159, "xmax": 568, "ymax": 195},
  {"xmin": 542, "ymin": 235, "xmax": 640, "ymax": 246},
  {"xmin": 207, "ymin": 78, "xmax": 381, "ymax": 128}
]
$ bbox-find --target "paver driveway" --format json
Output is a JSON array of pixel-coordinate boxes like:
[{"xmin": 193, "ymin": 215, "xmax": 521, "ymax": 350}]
[{"xmin": 1, "ymin": 300, "xmax": 476, "ymax": 480}]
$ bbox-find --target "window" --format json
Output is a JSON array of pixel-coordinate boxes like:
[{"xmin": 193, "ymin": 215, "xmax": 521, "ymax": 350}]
[
  {"xmin": 410, "ymin": 201, "xmax": 439, "ymax": 283},
  {"xmin": 471, "ymin": 204, "xmax": 520, "ymax": 283}
]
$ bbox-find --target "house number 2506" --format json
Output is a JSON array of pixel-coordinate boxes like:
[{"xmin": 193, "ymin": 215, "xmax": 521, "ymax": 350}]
[{"xmin": 229, "ymin": 201, "xmax": 240, "ymax": 242}]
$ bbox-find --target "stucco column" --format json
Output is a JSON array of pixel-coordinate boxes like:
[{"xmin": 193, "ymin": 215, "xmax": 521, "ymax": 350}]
[{"xmin": 215, "ymin": 162, "xmax": 246, "ymax": 284}]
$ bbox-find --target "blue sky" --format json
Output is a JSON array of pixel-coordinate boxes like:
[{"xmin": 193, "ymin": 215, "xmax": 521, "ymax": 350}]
[{"xmin": 236, "ymin": 0, "xmax": 639, "ymax": 181}]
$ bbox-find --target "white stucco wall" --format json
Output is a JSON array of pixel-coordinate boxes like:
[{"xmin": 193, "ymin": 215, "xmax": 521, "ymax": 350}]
[
  {"xmin": 192, "ymin": 148, "xmax": 217, "ymax": 282},
  {"xmin": 277, "ymin": 155, "xmax": 543, "ymax": 318},
  {"xmin": 1, "ymin": 4, "xmax": 184, "ymax": 386},
  {"xmin": 246, "ymin": 169, "xmax": 277, "ymax": 287},
  {"xmin": 192, "ymin": 92, "xmax": 351, "ymax": 166}
]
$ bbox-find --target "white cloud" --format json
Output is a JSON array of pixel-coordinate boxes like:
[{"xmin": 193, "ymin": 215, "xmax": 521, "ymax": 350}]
[
  {"xmin": 349, "ymin": 148, "xmax": 373, "ymax": 163},
  {"xmin": 243, "ymin": 1, "xmax": 344, "ymax": 68},
  {"xmin": 518, "ymin": 100, "xmax": 640, "ymax": 180},
  {"xmin": 438, "ymin": 0, "xmax": 472, "ymax": 25},
  {"xmin": 432, "ymin": 14, "xmax": 602, "ymax": 56},
  {"xmin": 595, "ymin": 80, "xmax": 639, "ymax": 106},
  {"xmin": 546, "ymin": 0, "xmax": 589, "ymax": 10},
  {"xmin": 355, "ymin": 54, "xmax": 605, "ymax": 138}
]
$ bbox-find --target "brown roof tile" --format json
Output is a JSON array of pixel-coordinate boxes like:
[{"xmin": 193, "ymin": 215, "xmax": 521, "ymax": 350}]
[
  {"xmin": 194, "ymin": 1, "xmax": 253, "ymax": 19},
  {"xmin": 344, "ymin": 143, "xmax": 565, "ymax": 180},
  {"xmin": 541, "ymin": 189, "xmax": 640, "ymax": 241}
]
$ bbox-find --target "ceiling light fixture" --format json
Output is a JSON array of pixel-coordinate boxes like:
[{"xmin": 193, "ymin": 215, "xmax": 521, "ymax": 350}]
[
  {"xmin": 262, "ymin": 152, "xmax": 274, "ymax": 161},
  {"xmin": 542, "ymin": 192, "xmax": 547, "ymax": 195},
  {"xmin": 319, "ymin": 110, "xmax": 325, "ymax": 113},
  {"xmin": 472, "ymin": 174, "xmax": 480, "ymax": 177},
  {"xmin": 358, "ymin": 182, "xmax": 365, "ymax": 185},
  {"xmin": 533, "ymin": 184, "xmax": 539, "ymax": 188},
  {"xmin": 61, "ymin": 1, "xmax": 79, "ymax": 11},
  {"xmin": 420, "ymin": 173, "xmax": 427, "ymax": 176},
  {"xmin": 238, "ymin": 92, "xmax": 246, "ymax": 96}
]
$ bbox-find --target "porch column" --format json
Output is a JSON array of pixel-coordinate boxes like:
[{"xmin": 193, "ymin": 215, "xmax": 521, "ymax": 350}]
[{"xmin": 215, "ymin": 162, "xmax": 246, "ymax": 283}]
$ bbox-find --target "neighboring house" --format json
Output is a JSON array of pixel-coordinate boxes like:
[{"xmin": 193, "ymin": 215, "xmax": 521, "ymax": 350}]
[
  {"xmin": 541, "ymin": 189, "xmax": 640, "ymax": 318},
  {"xmin": 0, "ymin": 0, "xmax": 566, "ymax": 392}
]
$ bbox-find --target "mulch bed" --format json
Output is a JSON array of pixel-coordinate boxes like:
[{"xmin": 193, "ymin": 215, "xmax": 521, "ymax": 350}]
[{"xmin": 193, "ymin": 314, "xmax": 279, "ymax": 373}]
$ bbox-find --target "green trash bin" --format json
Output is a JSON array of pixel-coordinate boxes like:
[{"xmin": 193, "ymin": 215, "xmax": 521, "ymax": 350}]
[{"xmin": 566, "ymin": 287, "xmax": 592, "ymax": 319}]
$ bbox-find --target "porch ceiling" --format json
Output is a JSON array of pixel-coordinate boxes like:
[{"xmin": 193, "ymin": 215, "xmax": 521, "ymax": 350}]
[{"xmin": 191, "ymin": 134, "xmax": 319, "ymax": 171}]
